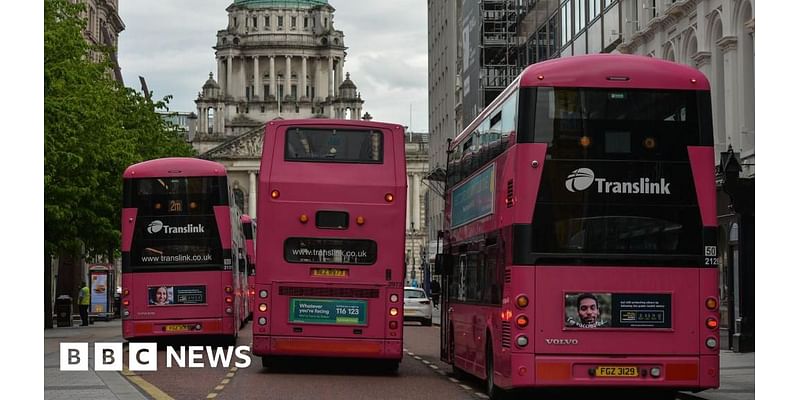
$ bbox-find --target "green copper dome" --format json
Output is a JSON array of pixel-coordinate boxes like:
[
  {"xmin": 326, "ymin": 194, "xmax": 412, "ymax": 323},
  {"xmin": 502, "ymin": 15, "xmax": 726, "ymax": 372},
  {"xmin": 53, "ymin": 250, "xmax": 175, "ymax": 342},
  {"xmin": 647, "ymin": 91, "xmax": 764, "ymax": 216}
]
[{"xmin": 233, "ymin": 0, "xmax": 329, "ymax": 8}]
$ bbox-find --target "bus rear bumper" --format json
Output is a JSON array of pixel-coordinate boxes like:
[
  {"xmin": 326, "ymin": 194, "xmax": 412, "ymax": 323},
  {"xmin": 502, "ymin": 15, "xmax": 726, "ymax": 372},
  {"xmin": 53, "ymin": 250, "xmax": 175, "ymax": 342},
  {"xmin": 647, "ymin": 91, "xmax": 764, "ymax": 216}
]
[
  {"xmin": 503, "ymin": 354, "xmax": 719, "ymax": 390},
  {"xmin": 123, "ymin": 317, "xmax": 235, "ymax": 339},
  {"xmin": 252, "ymin": 335, "xmax": 403, "ymax": 360}
]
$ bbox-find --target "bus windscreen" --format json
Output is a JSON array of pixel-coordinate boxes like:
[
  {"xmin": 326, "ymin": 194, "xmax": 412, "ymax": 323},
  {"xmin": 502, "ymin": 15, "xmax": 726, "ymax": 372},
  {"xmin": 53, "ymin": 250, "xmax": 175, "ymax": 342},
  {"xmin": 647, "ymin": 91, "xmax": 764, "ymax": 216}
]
[
  {"xmin": 519, "ymin": 87, "xmax": 712, "ymax": 263},
  {"xmin": 124, "ymin": 177, "xmax": 226, "ymax": 270}
]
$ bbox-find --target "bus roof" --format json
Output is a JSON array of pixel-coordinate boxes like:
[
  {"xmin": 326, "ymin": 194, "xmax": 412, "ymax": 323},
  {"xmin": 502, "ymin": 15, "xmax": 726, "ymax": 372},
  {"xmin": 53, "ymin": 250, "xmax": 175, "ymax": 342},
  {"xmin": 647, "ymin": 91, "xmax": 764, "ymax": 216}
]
[
  {"xmin": 123, "ymin": 157, "xmax": 227, "ymax": 178},
  {"xmin": 265, "ymin": 118, "xmax": 405, "ymax": 133},
  {"xmin": 519, "ymin": 53, "xmax": 710, "ymax": 90}
]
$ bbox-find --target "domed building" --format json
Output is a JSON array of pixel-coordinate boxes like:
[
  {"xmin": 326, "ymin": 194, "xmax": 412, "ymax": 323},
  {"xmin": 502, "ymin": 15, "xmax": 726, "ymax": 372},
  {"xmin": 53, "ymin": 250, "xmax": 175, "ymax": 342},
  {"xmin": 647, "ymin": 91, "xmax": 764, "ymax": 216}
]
[{"xmin": 191, "ymin": 0, "xmax": 367, "ymax": 217}]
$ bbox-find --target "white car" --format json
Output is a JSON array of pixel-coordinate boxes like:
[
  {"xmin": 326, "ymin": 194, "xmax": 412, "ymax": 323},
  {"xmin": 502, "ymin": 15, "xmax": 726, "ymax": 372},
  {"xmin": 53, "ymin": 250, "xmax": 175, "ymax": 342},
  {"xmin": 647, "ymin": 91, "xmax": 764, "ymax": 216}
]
[{"xmin": 403, "ymin": 287, "xmax": 433, "ymax": 326}]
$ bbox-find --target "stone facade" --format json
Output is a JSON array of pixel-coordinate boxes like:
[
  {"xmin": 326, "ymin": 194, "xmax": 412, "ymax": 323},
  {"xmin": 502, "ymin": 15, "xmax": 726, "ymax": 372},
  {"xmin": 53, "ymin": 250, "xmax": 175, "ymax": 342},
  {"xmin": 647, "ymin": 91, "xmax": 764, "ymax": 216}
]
[
  {"xmin": 404, "ymin": 132, "xmax": 431, "ymax": 287},
  {"xmin": 192, "ymin": 0, "xmax": 368, "ymax": 219},
  {"xmin": 73, "ymin": 0, "xmax": 125, "ymax": 81}
]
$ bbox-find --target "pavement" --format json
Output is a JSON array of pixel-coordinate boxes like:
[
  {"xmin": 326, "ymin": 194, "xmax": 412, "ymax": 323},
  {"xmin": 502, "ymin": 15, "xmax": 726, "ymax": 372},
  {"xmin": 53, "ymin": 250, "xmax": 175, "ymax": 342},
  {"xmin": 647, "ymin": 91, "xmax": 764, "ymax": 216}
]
[
  {"xmin": 432, "ymin": 307, "xmax": 754, "ymax": 400},
  {"xmin": 44, "ymin": 320, "xmax": 148, "ymax": 400}
]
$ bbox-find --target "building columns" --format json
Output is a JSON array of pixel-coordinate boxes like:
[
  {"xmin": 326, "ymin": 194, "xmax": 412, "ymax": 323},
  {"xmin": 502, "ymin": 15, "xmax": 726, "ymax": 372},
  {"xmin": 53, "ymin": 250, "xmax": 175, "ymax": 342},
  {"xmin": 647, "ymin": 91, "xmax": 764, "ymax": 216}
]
[
  {"xmin": 328, "ymin": 56, "xmax": 334, "ymax": 98},
  {"xmin": 217, "ymin": 58, "xmax": 226, "ymax": 97},
  {"xmin": 240, "ymin": 56, "xmax": 247, "ymax": 100},
  {"xmin": 301, "ymin": 56, "xmax": 308, "ymax": 99},
  {"xmin": 412, "ymin": 174, "xmax": 421, "ymax": 228},
  {"xmin": 718, "ymin": 36, "xmax": 739, "ymax": 152},
  {"xmin": 406, "ymin": 174, "xmax": 412, "ymax": 230},
  {"xmin": 249, "ymin": 171, "xmax": 257, "ymax": 218},
  {"xmin": 285, "ymin": 55, "xmax": 293, "ymax": 98},
  {"xmin": 253, "ymin": 56, "xmax": 260, "ymax": 99},
  {"xmin": 335, "ymin": 57, "xmax": 343, "ymax": 97},
  {"xmin": 269, "ymin": 56, "xmax": 276, "ymax": 97},
  {"xmin": 226, "ymin": 56, "xmax": 233, "ymax": 97}
]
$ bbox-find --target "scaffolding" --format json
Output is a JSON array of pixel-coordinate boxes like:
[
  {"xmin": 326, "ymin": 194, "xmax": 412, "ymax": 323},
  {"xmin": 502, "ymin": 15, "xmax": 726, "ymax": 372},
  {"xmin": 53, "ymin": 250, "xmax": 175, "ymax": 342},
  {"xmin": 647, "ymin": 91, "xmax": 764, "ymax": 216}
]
[{"xmin": 479, "ymin": 0, "xmax": 522, "ymax": 107}]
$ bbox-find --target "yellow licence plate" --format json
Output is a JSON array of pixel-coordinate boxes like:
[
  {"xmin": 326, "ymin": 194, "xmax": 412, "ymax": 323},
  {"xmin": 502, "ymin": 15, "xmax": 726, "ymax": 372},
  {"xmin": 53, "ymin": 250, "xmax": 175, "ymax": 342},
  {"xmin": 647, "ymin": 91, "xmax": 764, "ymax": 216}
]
[
  {"xmin": 311, "ymin": 268, "xmax": 348, "ymax": 277},
  {"xmin": 596, "ymin": 366, "xmax": 639, "ymax": 377},
  {"xmin": 165, "ymin": 324, "xmax": 190, "ymax": 332}
]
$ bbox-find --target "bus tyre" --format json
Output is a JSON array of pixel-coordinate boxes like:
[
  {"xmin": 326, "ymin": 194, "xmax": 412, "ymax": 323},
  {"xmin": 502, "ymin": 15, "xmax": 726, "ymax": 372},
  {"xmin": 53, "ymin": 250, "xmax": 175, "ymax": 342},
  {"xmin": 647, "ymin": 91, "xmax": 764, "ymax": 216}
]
[
  {"xmin": 261, "ymin": 356, "xmax": 274, "ymax": 370},
  {"xmin": 383, "ymin": 359, "xmax": 401, "ymax": 374},
  {"xmin": 486, "ymin": 339, "xmax": 507, "ymax": 400}
]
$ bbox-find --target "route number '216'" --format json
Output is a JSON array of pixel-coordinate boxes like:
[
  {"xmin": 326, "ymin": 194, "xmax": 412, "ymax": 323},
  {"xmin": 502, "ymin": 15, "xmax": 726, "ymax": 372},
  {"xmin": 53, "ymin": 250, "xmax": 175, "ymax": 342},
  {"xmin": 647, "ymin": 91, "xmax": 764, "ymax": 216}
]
[{"xmin": 704, "ymin": 246, "xmax": 719, "ymax": 266}]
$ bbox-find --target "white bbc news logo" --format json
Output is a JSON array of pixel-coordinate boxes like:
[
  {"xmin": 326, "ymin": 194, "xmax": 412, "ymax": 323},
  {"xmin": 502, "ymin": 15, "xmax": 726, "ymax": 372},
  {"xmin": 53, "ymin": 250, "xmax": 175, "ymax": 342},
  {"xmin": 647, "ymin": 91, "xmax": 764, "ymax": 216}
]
[{"xmin": 60, "ymin": 343, "xmax": 252, "ymax": 371}]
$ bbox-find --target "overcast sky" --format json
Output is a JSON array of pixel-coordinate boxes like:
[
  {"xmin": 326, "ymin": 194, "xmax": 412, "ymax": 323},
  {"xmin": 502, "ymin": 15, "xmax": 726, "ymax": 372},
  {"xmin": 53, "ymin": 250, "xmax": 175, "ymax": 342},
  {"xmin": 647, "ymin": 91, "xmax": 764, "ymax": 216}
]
[{"xmin": 117, "ymin": 0, "xmax": 429, "ymax": 132}]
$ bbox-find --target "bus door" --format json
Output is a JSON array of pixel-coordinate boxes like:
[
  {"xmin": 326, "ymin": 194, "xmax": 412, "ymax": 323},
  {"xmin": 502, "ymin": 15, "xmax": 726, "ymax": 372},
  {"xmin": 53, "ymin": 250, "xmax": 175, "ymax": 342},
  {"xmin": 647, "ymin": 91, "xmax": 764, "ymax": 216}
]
[{"xmin": 438, "ymin": 252, "xmax": 455, "ymax": 363}]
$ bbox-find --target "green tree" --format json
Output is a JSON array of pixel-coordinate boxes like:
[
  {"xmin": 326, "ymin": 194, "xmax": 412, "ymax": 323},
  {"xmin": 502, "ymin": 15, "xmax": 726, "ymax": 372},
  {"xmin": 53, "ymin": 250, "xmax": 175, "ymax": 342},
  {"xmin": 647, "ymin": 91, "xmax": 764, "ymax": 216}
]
[{"xmin": 44, "ymin": 0, "xmax": 195, "ymax": 327}]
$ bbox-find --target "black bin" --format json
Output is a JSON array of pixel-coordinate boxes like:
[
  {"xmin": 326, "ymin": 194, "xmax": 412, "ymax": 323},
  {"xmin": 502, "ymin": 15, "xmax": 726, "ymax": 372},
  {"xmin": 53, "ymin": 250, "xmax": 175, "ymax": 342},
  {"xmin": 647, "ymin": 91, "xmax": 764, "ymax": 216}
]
[{"xmin": 56, "ymin": 295, "xmax": 73, "ymax": 327}]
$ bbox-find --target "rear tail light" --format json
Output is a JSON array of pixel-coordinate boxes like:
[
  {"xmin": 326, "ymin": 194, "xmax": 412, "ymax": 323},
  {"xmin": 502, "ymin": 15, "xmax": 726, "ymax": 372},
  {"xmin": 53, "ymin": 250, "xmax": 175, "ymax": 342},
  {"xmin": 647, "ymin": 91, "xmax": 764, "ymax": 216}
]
[
  {"xmin": 516, "ymin": 315, "xmax": 529, "ymax": 328},
  {"xmin": 706, "ymin": 318, "xmax": 718, "ymax": 330},
  {"xmin": 249, "ymin": 289, "xmax": 255, "ymax": 296},
  {"xmin": 226, "ymin": 296, "xmax": 233, "ymax": 304},
  {"xmin": 259, "ymin": 303, "xmax": 268, "ymax": 312},
  {"xmin": 420, "ymin": 300, "xmax": 430, "ymax": 305},
  {"xmin": 516, "ymin": 295, "xmax": 529, "ymax": 308},
  {"xmin": 389, "ymin": 307, "xmax": 399, "ymax": 316},
  {"xmin": 501, "ymin": 310, "xmax": 513, "ymax": 321},
  {"xmin": 705, "ymin": 298, "xmax": 718, "ymax": 310},
  {"xmin": 122, "ymin": 300, "xmax": 130, "ymax": 306}
]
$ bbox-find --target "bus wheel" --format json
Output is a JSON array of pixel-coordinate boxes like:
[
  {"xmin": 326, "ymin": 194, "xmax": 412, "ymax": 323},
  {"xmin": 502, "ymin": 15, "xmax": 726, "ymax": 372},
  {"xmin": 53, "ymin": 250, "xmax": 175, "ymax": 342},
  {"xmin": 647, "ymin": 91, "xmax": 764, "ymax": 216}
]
[
  {"xmin": 486, "ymin": 339, "xmax": 507, "ymax": 400},
  {"xmin": 261, "ymin": 356, "xmax": 275, "ymax": 370}
]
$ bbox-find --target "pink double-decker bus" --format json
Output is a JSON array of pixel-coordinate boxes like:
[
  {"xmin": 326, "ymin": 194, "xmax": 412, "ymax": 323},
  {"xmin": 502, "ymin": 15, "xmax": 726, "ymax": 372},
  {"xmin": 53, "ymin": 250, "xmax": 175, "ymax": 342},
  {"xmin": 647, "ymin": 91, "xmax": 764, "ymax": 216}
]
[
  {"xmin": 241, "ymin": 214, "xmax": 257, "ymax": 320},
  {"xmin": 121, "ymin": 158, "xmax": 248, "ymax": 343},
  {"xmin": 437, "ymin": 54, "xmax": 719, "ymax": 399},
  {"xmin": 252, "ymin": 119, "xmax": 406, "ymax": 371}
]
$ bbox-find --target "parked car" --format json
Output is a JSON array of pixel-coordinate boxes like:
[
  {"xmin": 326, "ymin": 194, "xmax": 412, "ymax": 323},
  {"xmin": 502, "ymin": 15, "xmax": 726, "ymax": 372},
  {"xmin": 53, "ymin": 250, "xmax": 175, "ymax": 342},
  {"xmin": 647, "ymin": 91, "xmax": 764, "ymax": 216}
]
[{"xmin": 403, "ymin": 287, "xmax": 433, "ymax": 326}]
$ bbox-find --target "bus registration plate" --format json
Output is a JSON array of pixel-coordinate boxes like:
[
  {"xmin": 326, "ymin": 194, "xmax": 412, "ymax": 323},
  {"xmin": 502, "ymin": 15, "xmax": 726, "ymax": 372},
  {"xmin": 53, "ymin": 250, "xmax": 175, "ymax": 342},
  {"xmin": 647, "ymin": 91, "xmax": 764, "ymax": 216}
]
[
  {"xmin": 311, "ymin": 268, "xmax": 348, "ymax": 277},
  {"xmin": 596, "ymin": 366, "xmax": 638, "ymax": 377},
  {"xmin": 165, "ymin": 324, "xmax": 190, "ymax": 332}
]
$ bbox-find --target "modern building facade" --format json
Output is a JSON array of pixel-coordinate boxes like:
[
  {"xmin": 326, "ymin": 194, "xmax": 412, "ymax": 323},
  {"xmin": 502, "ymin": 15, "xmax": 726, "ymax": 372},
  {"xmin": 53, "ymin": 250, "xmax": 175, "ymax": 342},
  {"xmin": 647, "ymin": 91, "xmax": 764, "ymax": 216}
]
[{"xmin": 192, "ymin": 0, "xmax": 367, "ymax": 219}]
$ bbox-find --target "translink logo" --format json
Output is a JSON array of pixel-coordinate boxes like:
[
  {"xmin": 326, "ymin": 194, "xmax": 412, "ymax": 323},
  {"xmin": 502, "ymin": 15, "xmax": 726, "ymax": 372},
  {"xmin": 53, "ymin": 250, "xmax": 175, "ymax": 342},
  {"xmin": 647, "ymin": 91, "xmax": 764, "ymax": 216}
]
[
  {"xmin": 146, "ymin": 220, "xmax": 205, "ymax": 234},
  {"xmin": 565, "ymin": 168, "xmax": 671, "ymax": 195}
]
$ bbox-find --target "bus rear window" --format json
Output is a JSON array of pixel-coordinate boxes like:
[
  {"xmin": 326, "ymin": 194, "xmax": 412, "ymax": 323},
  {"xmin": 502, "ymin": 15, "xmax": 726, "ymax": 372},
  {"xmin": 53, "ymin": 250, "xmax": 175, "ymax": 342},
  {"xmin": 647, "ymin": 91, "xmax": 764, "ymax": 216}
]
[
  {"xmin": 284, "ymin": 128, "xmax": 383, "ymax": 163},
  {"xmin": 284, "ymin": 238, "xmax": 377, "ymax": 265}
]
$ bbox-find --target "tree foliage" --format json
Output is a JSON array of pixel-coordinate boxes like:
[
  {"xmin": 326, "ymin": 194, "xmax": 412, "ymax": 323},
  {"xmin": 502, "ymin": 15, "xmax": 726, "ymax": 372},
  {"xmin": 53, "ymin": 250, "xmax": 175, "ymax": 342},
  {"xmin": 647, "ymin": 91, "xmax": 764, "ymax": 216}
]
[{"xmin": 44, "ymin": 0, "xmax": 196, "ymax": 259}]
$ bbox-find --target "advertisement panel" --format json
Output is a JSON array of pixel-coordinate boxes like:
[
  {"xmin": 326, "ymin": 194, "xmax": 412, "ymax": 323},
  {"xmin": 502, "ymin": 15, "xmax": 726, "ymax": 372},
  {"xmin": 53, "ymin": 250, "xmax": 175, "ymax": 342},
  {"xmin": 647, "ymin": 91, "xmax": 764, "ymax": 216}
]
[
  {"xmin": 90, "ymin": 272, "xmax": 108, "ymax": 315},
  {"xmin": 564, "ymin": 292, "xmax": 672, "ymax": 329},
  {"xmin": 289, "ymin": 298, "xmax": 367, "ymax": 325},
  {"xmin": 148, "ymin": 285, "xmax": 207, "ymax": 306},
  {"xmin": 451, "ymin": 164, "xmax": 495, "ymax": 228}
]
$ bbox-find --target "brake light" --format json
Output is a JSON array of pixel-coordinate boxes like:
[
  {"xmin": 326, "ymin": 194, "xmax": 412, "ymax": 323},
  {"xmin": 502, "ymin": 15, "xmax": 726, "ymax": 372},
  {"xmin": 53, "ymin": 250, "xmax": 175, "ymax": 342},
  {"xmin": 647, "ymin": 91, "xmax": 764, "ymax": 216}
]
[
  {"xmin": 516, "ymin": 315, "xmax": 529, "ymax": 328},
  {"xmin": 226, "ymin": 296, "xmax": 233, "ymax": 304},
  {"xmin": 420, "ymin": 300, "xmax": 430, "ymax": 305},
  {"xmin": 122, "ymin": 300, "xmax": 130, "ymax": 306},
  {"xmin": 706, "ymin": 318, "xmax": 718, "ymax": 330},
  {"xmin": 500, "ymin": 309, "xmax": 513, "ymax": 321}
]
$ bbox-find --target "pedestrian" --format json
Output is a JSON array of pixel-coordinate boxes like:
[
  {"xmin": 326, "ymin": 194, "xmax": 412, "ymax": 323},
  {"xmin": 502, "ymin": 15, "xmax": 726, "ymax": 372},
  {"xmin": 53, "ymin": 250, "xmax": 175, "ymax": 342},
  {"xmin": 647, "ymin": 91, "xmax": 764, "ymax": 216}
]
[
  {"xmin": 78, "ymin": 281, "xmax": 90, "ymax": 326},
  {"xmin": 430, "ymin": 279, "xmax": 441, "ymax": 309}
]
